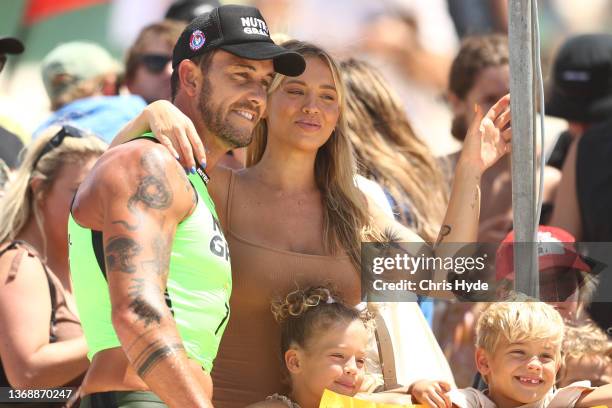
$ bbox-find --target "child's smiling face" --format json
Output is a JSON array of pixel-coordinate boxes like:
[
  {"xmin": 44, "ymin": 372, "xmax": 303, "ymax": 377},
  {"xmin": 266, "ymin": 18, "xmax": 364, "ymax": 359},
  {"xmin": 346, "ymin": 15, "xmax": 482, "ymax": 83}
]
[
  {"xmin": 289, "ymin": 319, "xmax": 369, "ymax": 401},
  {"xmin": 477, "ymin": 337, "xmax": 561, "ymax": 408}
]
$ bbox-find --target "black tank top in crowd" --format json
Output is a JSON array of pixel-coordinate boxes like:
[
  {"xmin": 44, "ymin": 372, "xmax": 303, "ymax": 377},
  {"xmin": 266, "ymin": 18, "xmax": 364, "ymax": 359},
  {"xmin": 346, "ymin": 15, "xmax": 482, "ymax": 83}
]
[{"xmin": 576, "ymin": 120, "xmax": 612, "ymax": 242}]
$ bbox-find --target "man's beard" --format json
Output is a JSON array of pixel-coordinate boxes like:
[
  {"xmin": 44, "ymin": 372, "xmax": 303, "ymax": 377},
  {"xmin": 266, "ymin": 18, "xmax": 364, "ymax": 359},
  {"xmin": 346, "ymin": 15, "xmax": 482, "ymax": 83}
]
[
  {"xmin": 198, "ymin": 77, "xmax": 255, "ymax": 148},
  {"xmin": 451, "ymin": 113, "xmax": 468, "ymax": 142}
]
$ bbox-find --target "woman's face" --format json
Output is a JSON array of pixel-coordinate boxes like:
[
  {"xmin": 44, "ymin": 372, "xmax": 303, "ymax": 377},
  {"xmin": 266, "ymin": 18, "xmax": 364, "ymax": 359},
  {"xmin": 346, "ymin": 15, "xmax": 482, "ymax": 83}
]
[
  {"xmin": 39, "ymin": 157, "xmax": 97, "ymax": 249},
  {"xmin": 265, "ymin": 55, "xmax": 340, "ymax": 152}
]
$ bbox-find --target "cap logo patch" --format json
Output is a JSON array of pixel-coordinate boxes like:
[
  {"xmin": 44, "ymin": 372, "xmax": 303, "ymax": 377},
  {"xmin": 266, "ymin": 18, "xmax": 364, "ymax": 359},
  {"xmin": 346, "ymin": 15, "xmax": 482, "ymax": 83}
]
[
  {"xmin": 190, "ymin": 30, "xmax": 206, "ymax": 51},
  {"xmin": 240, "ymin": 17, "xmax": 269, "ymax": 37}
]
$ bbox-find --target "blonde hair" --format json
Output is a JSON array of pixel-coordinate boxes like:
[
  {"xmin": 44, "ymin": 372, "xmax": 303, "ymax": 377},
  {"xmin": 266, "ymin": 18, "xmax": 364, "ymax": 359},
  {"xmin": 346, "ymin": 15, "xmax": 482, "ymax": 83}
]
[
  {"xmin": 563, "ymin": 321, "xmax": 612, "ymax": 360},
  {"xmin": 247, "ymin": 40, "xmax": 382, "ymax": 268},
  {"xmin": 340, "ymin": 59, "xmax": 448, "ymax": 243},
  {"xmin": 0, "ymin": 126, "xmax": 106, "ymax": 251},
  {"xmin": 476, "ymin": 302, "xmax": 564, "ymax": 356}
]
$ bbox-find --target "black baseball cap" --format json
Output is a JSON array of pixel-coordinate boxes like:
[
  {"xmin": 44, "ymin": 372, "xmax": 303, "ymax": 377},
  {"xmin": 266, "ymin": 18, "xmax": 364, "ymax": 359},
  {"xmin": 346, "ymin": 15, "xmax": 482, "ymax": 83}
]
[
  {"xmin": 172, "ymin": 4, "xmax": 305, "ymax": 76},
  {"xmin": 0, "ymin": 36, "xmax": 24, "ymax": 55},
  {"xmin": 546, "ymin": 34, "xmax": 612, "ymax": 123}
]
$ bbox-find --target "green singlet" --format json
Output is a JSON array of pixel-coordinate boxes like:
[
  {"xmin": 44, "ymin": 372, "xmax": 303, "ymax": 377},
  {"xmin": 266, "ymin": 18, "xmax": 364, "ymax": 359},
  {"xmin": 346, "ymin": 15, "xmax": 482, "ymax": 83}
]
[{"xmin": 68, "ymin": 135, "xmax": 231, "ymax": 373}]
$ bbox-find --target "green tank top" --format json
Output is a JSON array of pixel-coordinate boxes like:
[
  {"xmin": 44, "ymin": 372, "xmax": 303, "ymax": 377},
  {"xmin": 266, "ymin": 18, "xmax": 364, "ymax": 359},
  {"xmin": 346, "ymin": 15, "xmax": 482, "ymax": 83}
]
[{"xmin": 68, "ymin": 138, "xmax": 231, "ymax": 373}]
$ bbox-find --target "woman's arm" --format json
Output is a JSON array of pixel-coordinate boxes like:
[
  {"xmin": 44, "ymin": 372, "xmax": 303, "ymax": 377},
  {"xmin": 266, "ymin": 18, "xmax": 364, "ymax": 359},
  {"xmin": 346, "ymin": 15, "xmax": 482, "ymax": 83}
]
[
  {"xmin": 0, "ymin": 252, "xmax": 89, "ymax": 388},
  {"xmin": 110, "ymin": 100, "xmax": 207, "ymax": 171},
  {"xmin": 368, "ymin": 95, "xmax": 511, "ymax": 296},
  {"xmin": 434, "ymin": 95, "xmax": 511, "ymax": 251}
]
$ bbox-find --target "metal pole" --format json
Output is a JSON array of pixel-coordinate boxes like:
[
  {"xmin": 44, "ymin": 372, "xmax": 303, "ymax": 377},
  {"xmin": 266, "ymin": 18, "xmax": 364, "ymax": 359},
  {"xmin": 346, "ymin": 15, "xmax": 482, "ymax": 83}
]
[{"xmin": 508, "ymin": 0, "xmax": 539, "ymax": 297}]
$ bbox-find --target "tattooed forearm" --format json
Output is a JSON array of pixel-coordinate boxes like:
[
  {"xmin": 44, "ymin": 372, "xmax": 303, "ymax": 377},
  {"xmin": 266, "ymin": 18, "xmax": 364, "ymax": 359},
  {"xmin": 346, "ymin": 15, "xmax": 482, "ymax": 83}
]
[
  {"xmin": 112, "ymin": 220, "xmax": 139, "ymax": 231},
  {"xmin": 128, "ymin": 151, "xmax": 173, "ymax": 212},
  {"xmin": 135, "ymin": 341, "xmax": 185, "ymax": 378},
  {"xmin": 105, "ymin": 236, "xmax": 143, "ymax": 273},
  {"xmin": 128, "ymin": 278, "xmax": 163, "ymax": 328}
]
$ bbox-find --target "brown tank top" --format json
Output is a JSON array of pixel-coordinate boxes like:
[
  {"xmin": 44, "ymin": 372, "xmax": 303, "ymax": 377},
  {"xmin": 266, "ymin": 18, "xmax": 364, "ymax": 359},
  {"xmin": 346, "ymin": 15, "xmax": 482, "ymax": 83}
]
[
  {"xmin": 0, "ymin": 240, "xmax": 84, "ymax": 389},
  {"xmin": 211, "ymin": 172, "xmax": 361, "ymax": 408}
]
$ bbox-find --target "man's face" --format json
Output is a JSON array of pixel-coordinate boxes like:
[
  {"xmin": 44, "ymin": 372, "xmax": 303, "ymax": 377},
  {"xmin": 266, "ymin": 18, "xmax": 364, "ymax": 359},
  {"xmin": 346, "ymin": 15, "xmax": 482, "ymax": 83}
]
[
  {"xmin": 451, "ymin": 64, "xmax": 510, "ymax": 141},
  {"xmin": 198, "ymin": 50, "xmax": 274, "ymax": 149},
  {"xmin": 127, "ymin": 36, "xmax": 174, "ymax": 103}
]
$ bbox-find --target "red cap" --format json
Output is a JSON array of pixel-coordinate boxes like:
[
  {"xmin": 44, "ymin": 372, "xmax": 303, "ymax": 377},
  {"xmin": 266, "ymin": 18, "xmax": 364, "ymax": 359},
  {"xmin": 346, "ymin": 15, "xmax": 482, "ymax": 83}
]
[{"xmin": 496, "ymin": 226, "xmax": 591, "ymax": 281}]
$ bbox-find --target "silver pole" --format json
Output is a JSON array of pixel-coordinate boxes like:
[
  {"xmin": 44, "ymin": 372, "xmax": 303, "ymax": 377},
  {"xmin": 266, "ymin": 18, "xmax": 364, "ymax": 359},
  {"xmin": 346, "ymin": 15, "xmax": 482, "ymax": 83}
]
[{"xmin": 508, "ymin": 0, "xmax": 539, "ymax": 297}]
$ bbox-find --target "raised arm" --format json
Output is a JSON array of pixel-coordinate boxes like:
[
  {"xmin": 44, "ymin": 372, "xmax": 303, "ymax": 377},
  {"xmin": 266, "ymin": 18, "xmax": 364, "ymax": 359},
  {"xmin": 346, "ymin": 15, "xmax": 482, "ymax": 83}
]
[
  {"xmin": 368, "ymin": 95, "xmax": 511, "ymax": 297},
  {"xmin": 436, "ymin": 94, "xmax": 511, "ymax": 249},
  {"xmin": 94, "ymin": 143, "xmax": 211, "ymax": 407},
  {"xmin": 0, "ymin": 252, "xmax": 88, "ymax": 388},
  {"xmin": 110, "ymin": 100, "xmax": 207, "ymax": 172}
]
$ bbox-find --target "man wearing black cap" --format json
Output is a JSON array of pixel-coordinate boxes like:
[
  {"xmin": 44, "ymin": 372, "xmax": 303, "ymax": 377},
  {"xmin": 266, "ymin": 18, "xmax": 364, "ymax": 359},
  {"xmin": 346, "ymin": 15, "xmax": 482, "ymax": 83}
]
[
  {"xmin": 550, "ymin": 34, "xmax": 612, "ymax": 241},
  {"xmin": 546, "ymin": 34, "xmax": 612, "ymax": 170},
  {"xmin": 549, "ymin": 35, "xmax": 612, "ymax": 336},
  {"xmin": 69, "ymin": 5, "xmax": 305, "ymax": 407}
]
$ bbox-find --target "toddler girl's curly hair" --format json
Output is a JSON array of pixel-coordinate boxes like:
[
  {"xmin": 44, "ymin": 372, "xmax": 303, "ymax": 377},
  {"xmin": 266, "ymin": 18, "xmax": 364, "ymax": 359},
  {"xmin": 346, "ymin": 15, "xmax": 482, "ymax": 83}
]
[{"xmin": 272, "ymin": 286, "xmax": 373, "ymax": 359}]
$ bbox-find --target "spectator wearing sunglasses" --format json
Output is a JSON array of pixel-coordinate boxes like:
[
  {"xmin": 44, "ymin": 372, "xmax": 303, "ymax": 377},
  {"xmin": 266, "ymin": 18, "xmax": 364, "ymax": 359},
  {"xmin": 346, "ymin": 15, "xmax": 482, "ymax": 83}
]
[
  {"xmin": 125, "ymin": 20, "xmax": 186, "ymax": 104},
  {"xmin": 35, "ymin": 42, "xmax": 147, "ymax": 144},
  {"xmin": 0, "ymin": 125, "xmax": 106, "ymax": 391}
]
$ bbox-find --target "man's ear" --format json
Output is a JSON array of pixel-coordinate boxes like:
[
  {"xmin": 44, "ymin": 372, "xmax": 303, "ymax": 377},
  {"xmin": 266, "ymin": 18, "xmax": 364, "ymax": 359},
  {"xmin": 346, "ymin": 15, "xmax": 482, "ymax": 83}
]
[
  {"xmin": 285, "ymin": 348, "xmax": 303, "ymax": 374},
  {"xmin": 475, "ymin": 347, "xmax": 492, "ymax": 380},
  {"xmin": 178, "ymin": 60, "xmax": 202, "ymax": 98}
]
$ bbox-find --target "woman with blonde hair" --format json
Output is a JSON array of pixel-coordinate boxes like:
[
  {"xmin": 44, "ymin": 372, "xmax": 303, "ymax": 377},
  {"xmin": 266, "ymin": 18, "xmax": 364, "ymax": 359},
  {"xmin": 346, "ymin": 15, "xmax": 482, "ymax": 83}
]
[
  {"xmin": 0, "ymin": 125, "xmax": 105, "ymax": 390},
  {"xmin": 114, "ymin": 39, "xmax": 511, "ymax": 406}
]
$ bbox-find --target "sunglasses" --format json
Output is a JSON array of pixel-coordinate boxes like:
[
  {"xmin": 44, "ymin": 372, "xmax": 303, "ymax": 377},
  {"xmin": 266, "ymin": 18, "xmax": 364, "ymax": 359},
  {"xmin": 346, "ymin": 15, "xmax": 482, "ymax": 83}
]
[
  {"xmin": 32, "ymin": 125, "xmax": 86, "ymax": 169},
  {"xmin": 139, "ymin": 54, "xmax": 172, "ymax": 74}
]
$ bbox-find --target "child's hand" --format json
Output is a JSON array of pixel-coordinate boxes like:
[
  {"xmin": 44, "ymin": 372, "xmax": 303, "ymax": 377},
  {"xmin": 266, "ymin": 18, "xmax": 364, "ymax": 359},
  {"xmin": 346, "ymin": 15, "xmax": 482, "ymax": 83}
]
[{"xmin": 409, "ymin": 380, "xmax": 452, "ymax": 408}]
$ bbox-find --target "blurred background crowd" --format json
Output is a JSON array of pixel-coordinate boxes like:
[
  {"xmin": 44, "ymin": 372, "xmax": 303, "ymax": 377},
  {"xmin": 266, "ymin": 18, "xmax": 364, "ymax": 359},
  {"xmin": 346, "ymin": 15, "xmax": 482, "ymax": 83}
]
[{"xmin": 0, "ymin": 0, "xmax": 611, "ymax": 404}]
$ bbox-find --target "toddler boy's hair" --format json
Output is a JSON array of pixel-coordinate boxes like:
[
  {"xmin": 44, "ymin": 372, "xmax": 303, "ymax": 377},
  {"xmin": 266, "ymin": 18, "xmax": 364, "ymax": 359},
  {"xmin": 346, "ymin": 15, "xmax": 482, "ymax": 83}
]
[{"xmin": 476, "ymin": 302, "xmax": 564, "ymax": 358}]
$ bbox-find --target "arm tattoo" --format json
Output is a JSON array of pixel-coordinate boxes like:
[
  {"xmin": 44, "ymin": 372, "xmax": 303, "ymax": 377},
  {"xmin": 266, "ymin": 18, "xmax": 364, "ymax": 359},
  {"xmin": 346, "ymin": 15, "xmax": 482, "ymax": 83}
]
[
  {"xmin": 128, "ymin": 151, "xmax": 173, "ymax": 212},
  {"xmin": 105, "ymin": 236, "xmax": 142, "ymax": 274},
  {"xmin": 141, "ymin": 236, "xmax": 171, "ymax": 277},
  {"xmin": 135, "ymin": 340, "xmax": 185, "ymax": 378},
  {"xmin": 434, "ymin": 224, "xmax": 452, "ymax": 247},
  {"xmin": 128, "ymin": 278, "xmax": 163, "ymax": 328}
]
